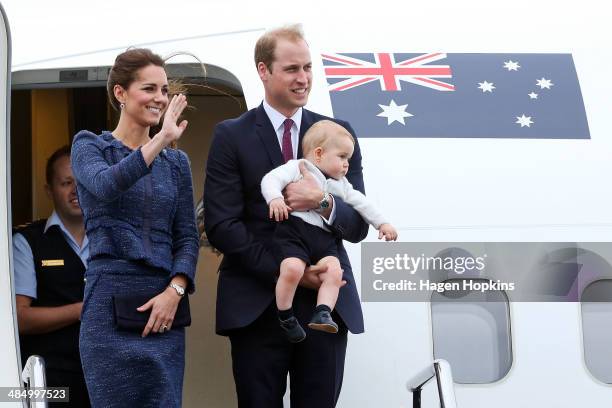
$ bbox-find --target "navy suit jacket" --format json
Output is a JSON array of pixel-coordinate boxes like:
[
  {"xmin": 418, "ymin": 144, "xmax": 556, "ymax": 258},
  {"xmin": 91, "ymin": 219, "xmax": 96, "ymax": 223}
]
[{"xmin": 204, "ymin": 104, "xmax": 368, "ymax": 335}]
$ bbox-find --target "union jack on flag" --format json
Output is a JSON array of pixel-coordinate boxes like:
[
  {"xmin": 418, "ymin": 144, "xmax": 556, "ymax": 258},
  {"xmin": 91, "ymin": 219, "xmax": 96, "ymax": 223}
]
[
  {"xmin": 322, "ymin": 52, "xmax": 589, "ymax": 139},
  {"xmin": 322, "ymin": 52, "xmax": 454, "ymax": 92}
]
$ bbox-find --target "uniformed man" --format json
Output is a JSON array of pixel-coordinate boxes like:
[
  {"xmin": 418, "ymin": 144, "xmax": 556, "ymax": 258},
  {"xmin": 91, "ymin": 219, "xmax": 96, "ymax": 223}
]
[{"xmin": 13, "ymin": 145, "xmax": 90, "ymax": 407}]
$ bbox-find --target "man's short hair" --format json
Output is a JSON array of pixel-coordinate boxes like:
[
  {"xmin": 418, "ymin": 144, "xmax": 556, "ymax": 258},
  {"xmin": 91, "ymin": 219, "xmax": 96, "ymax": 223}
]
[
  {"xmin": 45, "ymin": 145, "xmax": 71, "ymax": 185},
  {"xmin": 254, "ymin": 24, "xmax": 305, "ymax": 72},
  {"xmin": 301, "ymin": 120, "xmax": 355, "ymax": 156}
]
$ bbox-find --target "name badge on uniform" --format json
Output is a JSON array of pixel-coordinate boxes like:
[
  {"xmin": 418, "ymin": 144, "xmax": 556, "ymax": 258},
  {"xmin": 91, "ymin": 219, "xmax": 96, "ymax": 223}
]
[{"xmin": 41, "ymin": 259, "xmax": 64, "ymax": 267}]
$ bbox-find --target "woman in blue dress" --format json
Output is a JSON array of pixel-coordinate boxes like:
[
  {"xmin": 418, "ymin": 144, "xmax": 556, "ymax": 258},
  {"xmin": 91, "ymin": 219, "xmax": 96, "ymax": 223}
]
[{"xmin": 71, "ymin": 48, "xmax": 199, "ymax": 407}]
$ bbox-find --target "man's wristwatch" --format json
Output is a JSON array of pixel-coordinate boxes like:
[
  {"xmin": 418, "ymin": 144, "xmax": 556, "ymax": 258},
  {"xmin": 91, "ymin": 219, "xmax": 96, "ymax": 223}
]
[
  {"xmin": 168, "ymin": 282, "xmax": 186, "ymax": 297},
  {"xmin": 317, "ymin": 191, "xmax": 331, "ymax": 212}
]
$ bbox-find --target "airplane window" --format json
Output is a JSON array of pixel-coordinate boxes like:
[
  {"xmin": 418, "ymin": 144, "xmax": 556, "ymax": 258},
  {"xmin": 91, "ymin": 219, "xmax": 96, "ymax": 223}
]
[
  {"xmin": 581, "ymin": 279, "xmax": 612, "ymax": 383},
  {"xmin": 431, "ymin": 278, "xmax": 513, "ymax": 384}
]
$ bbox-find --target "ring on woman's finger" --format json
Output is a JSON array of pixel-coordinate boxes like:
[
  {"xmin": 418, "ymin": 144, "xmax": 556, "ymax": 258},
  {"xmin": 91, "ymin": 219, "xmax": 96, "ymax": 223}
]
[{"xmin": 160, "ymin": 325, "xmax": 168, "ymax": 333}]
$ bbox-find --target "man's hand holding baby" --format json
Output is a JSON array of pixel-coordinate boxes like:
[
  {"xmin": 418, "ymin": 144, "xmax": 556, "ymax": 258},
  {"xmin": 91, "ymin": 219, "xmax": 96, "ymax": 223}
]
[{"xmin": 284, "ymin": 162, "xmax": 325, "ymax": 212}]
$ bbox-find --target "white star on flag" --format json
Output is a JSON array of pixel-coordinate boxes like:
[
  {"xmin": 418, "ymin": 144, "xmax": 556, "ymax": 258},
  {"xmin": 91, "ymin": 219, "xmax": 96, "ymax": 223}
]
[
  {"xmin": 528, "ymin": 92, "xmax": 538, "ymax": 99},
  {"xmin": 504, "ymin": 60, "xmax": 521, "ymax": 71},
  {"xmin": 515, "ymin": 114, "xmax": 534, "ymax": 127},
  {"xmin": 536, "ymin": 78, "xmax": 553, "ymax": 89},
  {"xmin": 377, "ymin": 100, "xmax": 413, "ymax": 125},
  {"xmin": 478, "ymin": 81, "xmax": 496, "ymax": 93}
]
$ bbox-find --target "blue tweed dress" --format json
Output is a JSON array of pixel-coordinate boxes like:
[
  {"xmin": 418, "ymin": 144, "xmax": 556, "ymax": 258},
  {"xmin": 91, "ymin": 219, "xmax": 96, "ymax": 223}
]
[{"xmin": 71, "ymin": 131, "xmax": 199, "ymax": 408}]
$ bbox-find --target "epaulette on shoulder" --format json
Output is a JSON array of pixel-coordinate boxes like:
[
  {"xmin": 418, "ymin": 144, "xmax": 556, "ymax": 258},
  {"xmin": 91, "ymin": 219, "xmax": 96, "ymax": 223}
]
[{"xmin": 13, "ymin": 219, "xmax": 47, "ymax": 234}]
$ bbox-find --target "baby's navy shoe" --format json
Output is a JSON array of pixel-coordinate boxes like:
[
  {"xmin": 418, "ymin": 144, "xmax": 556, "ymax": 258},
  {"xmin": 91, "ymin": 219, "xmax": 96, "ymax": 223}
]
[
  {"xmin": 279, "ymin": 316, "xmax": 306, "ymax": 343},
  {"xmin": 308, "ymin": 310, "xmax": 339, "ymax": 333}
]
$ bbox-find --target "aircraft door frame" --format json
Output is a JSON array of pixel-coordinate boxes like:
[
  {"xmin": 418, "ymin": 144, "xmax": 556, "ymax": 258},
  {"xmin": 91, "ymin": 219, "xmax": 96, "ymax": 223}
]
[{"xmin": 0, "ymin": 1, "xmax": 23, "ymax": 395}]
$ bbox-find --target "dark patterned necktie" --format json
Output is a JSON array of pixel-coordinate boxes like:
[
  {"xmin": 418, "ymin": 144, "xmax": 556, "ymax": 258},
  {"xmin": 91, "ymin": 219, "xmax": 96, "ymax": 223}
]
[{"xmin": 282, "ymin": 119, "xmax": 294, "ymax": 163}]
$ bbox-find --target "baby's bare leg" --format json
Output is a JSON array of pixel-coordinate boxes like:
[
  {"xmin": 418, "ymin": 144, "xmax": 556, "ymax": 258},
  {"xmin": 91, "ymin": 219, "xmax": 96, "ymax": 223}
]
[
  {"xmin": 315, "ymin": 256, "xmax": 343, "ymax": 310},
  {"xmin": 276, "ymin": 257, "xmax": 307, "ymax": 311}
]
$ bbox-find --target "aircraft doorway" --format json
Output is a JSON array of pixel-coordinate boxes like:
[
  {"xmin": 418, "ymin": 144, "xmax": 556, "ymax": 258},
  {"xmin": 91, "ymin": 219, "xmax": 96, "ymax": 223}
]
[{"xmin": 10, "ymin": 63, "xmax": 244, "ymax": 407}]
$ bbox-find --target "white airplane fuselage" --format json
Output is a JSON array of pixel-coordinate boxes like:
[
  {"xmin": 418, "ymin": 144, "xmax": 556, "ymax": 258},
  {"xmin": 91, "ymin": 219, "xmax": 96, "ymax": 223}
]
[{"xmin": 0, "ymin": 1, "xmax": 611, "ymax": 406}]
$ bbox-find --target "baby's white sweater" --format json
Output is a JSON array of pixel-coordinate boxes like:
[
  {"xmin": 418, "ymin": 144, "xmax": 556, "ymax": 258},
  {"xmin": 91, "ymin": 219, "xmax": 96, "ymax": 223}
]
[{"xmin": 261, "ymin": 159, "xmax": 388, "ymax": 230}]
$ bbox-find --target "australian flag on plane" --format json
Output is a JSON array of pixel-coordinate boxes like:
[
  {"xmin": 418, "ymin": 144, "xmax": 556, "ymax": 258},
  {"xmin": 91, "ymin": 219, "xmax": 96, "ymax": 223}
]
[{"xmin": 322, "ymin": 53, "xmax": 590, "ymax": 139}]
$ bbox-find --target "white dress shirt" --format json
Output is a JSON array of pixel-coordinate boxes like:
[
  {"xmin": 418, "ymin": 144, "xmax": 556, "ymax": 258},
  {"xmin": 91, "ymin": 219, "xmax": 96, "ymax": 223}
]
[{"xmin": 262, "ymin": 99, "xmax": 302, "ymax": 161}]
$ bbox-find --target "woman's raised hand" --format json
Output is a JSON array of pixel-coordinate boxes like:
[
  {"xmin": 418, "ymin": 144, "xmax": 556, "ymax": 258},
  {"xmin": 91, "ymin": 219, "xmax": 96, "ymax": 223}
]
[
  {"xmin": 161, "ymin": 94, "xmax": 189, "ymax": 144},
  {"xmin": 142, "ymin": 93, "xmax": 189, "ymax": 166}
]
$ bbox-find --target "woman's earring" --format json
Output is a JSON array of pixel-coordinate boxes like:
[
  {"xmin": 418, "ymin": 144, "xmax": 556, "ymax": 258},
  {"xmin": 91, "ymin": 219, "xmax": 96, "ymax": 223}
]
[{"xmin": 120, "ymin": 103, "xmax": 125, "ymax": 109}]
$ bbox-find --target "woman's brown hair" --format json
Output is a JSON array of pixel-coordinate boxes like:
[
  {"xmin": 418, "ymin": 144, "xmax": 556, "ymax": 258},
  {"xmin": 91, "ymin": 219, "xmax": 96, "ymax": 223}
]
[
  {"xmin": 106, "ymin": 48, "xmax": 166, "ymax": 112},
  {"xmin": 107, "ymin": 48, "xmax": 188, "ymax": 147}
]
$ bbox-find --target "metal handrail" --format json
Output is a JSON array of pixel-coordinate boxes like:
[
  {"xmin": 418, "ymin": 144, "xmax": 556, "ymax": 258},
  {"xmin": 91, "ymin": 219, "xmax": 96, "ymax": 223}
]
[
  {"xmin": 21, "ymin": 355, "xmax": 47, "ymax": 408},
  {"xmin": 406, "ymin": 359, "xmax": 457, "ymax": 408}
]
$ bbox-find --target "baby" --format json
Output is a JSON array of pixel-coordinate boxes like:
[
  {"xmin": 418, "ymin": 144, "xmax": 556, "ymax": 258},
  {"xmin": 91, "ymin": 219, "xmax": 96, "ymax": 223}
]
[{"xmin": 261, "ymin": 119, "xmax": 397, "ymax": 342}]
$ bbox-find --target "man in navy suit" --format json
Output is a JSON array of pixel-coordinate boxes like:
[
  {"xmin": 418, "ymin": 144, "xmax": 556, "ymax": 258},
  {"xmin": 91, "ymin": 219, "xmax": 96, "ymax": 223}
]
[{"xmin": 204, "ymin": 25, "xmax": 368, "ymax": 407}]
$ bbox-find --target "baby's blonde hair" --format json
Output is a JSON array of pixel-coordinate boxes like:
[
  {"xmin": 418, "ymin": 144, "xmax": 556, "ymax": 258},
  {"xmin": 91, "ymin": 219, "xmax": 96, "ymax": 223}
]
[{"xmin": 302, "ymin": 120, "xmax": 354, "ymax": 156}]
